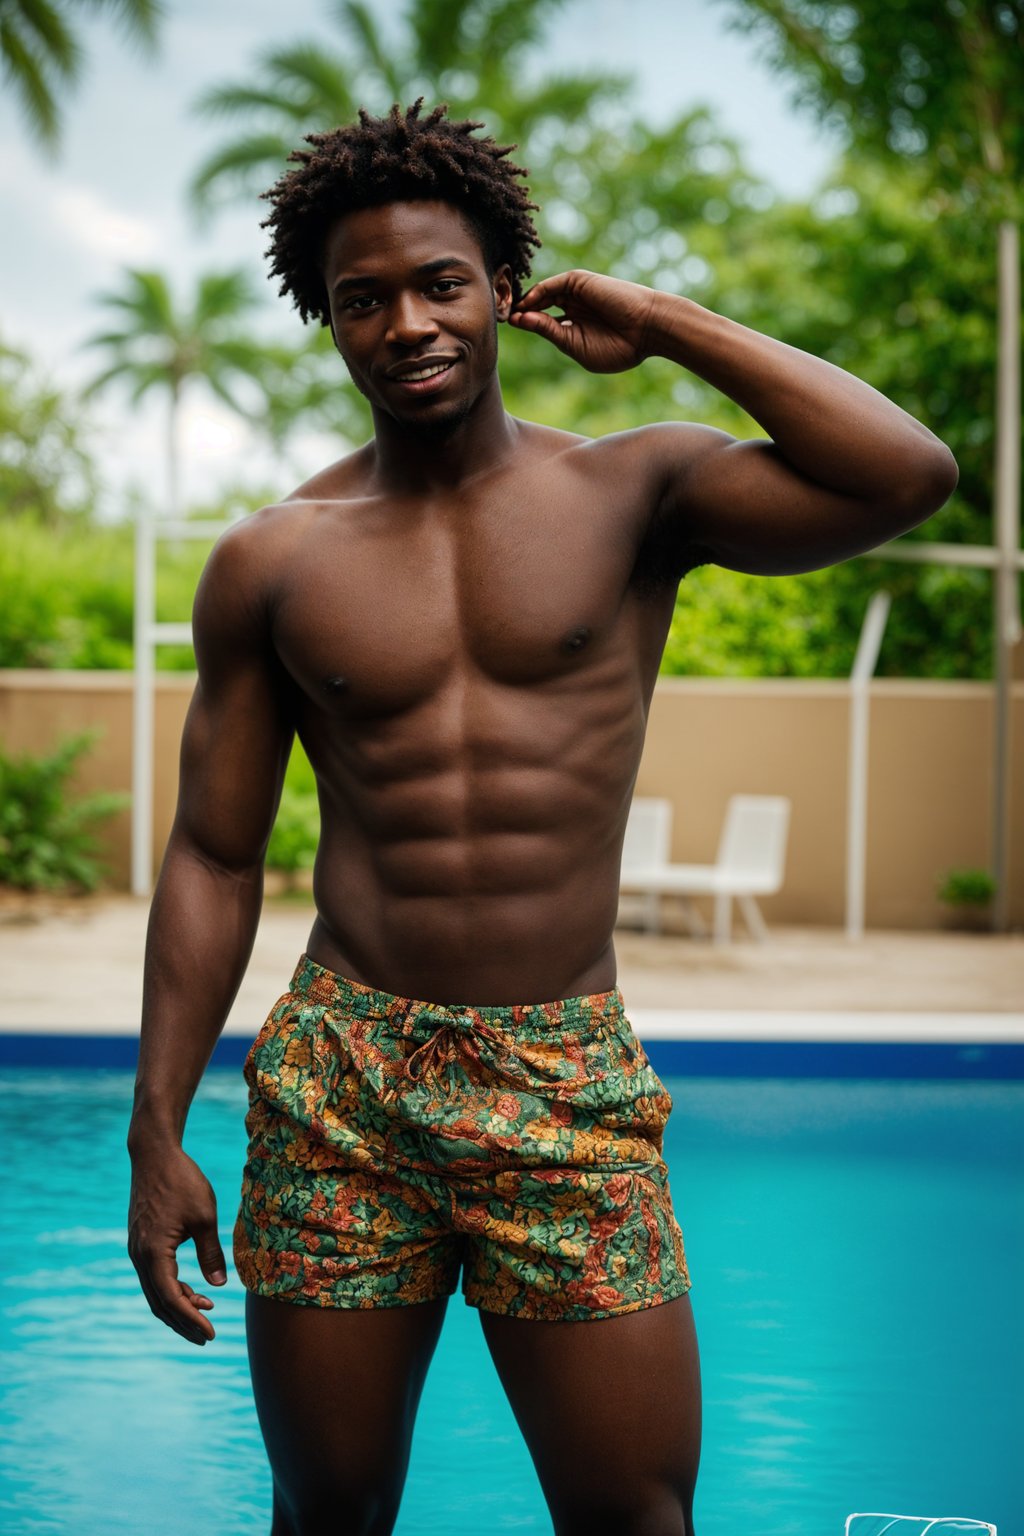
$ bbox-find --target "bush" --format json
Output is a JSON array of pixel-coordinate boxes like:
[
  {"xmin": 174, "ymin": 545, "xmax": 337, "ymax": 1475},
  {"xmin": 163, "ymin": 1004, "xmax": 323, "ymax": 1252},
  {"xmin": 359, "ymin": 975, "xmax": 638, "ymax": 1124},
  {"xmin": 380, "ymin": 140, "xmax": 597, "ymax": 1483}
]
[
  {"xmin": 936, "ymin": 867, "xmax": 996, "ymax": 907},
  {"xmin": 266, "ymin": 785, "xmax": 320, "ymax": 873},
  {"xmin": 0, "ymin": 732, "xmax": 127, "ymax": 891},
  {"xmin": 0, "ymin": 514, "xmax": 206, "ymax": 670}
]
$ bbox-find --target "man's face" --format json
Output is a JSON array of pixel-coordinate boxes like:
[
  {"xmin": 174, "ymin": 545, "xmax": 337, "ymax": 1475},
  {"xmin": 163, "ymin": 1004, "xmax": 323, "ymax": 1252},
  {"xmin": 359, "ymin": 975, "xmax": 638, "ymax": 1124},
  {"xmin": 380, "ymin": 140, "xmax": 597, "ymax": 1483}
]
[{"xmin": 322, "ymin": 199, "xmax": 513, "ymax": 432}]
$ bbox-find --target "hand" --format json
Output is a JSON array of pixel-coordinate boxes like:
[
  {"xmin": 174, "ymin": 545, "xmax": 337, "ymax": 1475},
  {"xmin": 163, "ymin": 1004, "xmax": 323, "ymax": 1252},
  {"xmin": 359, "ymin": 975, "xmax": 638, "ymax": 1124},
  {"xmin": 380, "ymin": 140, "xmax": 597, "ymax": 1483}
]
[
  {"xmin": 508, "ymin": 270, "xmax": 658, "ymax": 373},
  {"xmin": 127, "ymin": 1143, "xmax": 228, "ymax": 1346}
]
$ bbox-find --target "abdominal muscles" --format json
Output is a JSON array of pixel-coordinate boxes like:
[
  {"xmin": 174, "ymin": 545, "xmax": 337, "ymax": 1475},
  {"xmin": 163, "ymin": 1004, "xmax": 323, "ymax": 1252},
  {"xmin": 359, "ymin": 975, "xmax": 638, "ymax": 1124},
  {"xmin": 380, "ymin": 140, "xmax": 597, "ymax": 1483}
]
[{"xmin": 302, "ymin": 666, "xmax": 644, "ymax": 1005}]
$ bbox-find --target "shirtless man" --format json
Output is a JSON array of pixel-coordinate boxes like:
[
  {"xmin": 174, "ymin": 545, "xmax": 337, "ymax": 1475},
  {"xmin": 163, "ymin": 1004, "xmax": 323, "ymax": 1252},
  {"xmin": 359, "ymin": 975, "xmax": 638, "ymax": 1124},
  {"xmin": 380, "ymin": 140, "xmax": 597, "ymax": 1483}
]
[{"xmin": 126, "ymin": 101, "xmax": 957, "ymax": 1536}]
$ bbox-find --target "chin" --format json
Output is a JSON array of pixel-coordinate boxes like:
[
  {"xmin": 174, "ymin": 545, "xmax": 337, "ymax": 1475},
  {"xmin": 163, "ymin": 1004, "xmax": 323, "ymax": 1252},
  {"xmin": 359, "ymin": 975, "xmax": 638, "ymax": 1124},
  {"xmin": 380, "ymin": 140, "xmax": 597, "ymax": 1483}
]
[{"xmin": 396, "ymin": 398, "xmax": 474, "ymax": 436}]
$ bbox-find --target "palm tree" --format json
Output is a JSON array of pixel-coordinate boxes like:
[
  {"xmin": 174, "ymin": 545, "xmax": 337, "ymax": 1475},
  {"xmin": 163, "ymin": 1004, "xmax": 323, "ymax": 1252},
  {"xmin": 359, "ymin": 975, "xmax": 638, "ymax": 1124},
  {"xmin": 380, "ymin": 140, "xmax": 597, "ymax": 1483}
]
[
  {"xmin": 189, "ymin": 0, "xmax": 625, "ymax": 213},
  {"xmin": 82, "ymin": 268, "xmax": 278, "ymax": 518},
  {"xmin": 0, "ymin": 0, "xmax": 161, "ymax": 150}
]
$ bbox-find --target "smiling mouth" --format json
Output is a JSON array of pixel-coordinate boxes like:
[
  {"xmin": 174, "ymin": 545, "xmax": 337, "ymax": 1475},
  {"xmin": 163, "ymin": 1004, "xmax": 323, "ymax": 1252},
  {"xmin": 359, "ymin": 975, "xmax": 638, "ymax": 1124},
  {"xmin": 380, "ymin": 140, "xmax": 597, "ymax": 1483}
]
[
  {"xmin": 388, "ymin": 359, "xmax": 457, "ymax": 395},
  {"xmin": 396, "ymin": 362, "xmax": 452, "ymax": 382}
]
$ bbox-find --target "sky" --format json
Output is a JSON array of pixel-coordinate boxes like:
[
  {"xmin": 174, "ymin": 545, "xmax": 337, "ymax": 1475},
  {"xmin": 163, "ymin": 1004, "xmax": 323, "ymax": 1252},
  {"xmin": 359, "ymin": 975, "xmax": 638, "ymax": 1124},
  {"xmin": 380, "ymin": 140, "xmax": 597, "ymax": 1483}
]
[{"xmin": 0, "ymin": 0, "xmax": 846, "ymax": 516}]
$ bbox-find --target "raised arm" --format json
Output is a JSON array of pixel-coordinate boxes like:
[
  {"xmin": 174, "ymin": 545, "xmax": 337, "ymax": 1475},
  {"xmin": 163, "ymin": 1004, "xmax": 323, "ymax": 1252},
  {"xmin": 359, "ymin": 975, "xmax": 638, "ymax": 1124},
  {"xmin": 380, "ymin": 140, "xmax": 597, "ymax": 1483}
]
[
  {"xmin": 510, "ymin": 270, "xmax": 958, "ymax": 576},
  {"xmin": 127, "ymin": 518, "xmax": 294, "ymax": 1345}
]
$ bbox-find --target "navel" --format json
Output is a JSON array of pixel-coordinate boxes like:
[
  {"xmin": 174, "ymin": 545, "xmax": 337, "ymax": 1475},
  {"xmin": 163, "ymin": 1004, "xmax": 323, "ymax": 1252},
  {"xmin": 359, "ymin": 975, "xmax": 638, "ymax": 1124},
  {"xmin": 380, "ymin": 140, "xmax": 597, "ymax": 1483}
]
[{"xmin": 561, "ymin": 626, "xmax": 592, "ymax": 655}]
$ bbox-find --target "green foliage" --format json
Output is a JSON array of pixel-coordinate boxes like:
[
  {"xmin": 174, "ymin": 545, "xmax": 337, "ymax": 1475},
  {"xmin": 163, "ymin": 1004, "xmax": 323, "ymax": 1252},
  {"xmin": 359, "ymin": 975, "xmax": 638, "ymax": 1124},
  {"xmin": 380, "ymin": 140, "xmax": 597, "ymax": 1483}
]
[
  {"xmin": 936, "ymin": 867, "xmax": 997, "ymax": 906},
  {"xmin": 718, "ymin": 0, "xmax": 1022, "ymax": 214},
  {"xmin": 268, "ymin": 737, "xmax": 320, "ymax": 872},
  {"xmin": 0, "ymin": 731, "xmax": 127, "ymax": 891},
  {"xmin": 189, "ymin": 0, "xmax": 627, "ymax": 215},
  {"xmin": 0, "ymin": 514, "xmax": 203, "ymax": 670},
  {"xmin": 83, "ymin": 267, "xmax": 272, "ymax": 413},
  {"xmin": 266, "ymin": 783, "xmax": 320, "ymax": 872},
  {"xmin": 82, "ymin": 267, "xmax": 288, "ymax": 518},
  {"xmin": 0, "ymin": 337, "xmax": 99, "ymax": 524},
  {"xmin": 0, "ymin": 0, "xmax": 161, "ymax": 151},
  {"xmin": 282, "ymin": 738, "xmax": 317, "ymax": 797},
  {"xmin": 267, "ymin": 740, "xmax": 321, "ymax": 872}
]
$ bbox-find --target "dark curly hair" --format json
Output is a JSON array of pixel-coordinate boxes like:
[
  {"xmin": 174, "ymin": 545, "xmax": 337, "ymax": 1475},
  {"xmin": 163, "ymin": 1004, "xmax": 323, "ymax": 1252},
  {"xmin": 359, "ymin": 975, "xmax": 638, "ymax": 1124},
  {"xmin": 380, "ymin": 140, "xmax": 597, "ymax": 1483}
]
[{"xmin": 261, "ymin": 99, "xmax": 542, "ymax": 327}]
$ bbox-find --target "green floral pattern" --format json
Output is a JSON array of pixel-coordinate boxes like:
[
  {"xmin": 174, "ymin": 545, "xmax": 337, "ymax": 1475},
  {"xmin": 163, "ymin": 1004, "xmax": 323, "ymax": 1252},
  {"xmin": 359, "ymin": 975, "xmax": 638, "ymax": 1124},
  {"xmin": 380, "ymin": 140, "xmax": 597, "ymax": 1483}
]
[{"xmin": 233, "ymin": 955, "xmax": 691, "ymax": 1321}]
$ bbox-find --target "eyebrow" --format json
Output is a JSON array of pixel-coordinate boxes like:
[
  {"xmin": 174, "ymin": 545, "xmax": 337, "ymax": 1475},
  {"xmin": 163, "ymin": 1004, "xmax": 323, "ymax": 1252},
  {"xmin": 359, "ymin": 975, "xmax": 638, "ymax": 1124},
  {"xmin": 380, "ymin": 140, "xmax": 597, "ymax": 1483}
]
[{"xmin": 332, "ymin": 256, "xmax": 473, "ymax": 294}]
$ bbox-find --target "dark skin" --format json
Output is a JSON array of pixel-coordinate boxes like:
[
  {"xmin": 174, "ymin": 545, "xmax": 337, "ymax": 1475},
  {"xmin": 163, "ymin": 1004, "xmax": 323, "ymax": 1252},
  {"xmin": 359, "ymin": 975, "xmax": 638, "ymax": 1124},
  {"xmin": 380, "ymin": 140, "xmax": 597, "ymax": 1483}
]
[{"xmin": 127, "ymin": 198, "xmax": 956, "ymax": 1535}]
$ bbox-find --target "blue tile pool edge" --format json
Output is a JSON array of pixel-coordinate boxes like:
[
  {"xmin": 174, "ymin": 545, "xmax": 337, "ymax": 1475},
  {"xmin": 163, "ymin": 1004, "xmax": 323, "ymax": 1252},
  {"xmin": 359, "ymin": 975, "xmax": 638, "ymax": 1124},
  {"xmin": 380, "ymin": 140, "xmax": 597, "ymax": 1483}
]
[{"xmin": 0, "ymin": 1033, "xmax": 1021, "ymax": 1078}]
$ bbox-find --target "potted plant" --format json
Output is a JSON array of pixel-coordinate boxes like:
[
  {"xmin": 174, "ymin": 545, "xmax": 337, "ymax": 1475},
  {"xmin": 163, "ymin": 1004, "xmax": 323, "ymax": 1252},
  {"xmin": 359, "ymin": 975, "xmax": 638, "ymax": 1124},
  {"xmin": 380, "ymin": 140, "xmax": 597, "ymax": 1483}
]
[{"xmin": 936, "ymin": 867, "xmax": 996, "ymax": 931}]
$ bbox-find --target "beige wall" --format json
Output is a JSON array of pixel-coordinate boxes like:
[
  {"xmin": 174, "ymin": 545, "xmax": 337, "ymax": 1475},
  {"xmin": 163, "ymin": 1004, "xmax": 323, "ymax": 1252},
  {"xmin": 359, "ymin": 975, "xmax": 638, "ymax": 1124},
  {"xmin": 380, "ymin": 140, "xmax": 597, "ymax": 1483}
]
[
  {"xmin": 1, "ymin": 670, "xmax": 1021, "ymax": 929},
  {"xmin": 0, "ymin": 671, "xmax": 193, "ymax": 891},
  {"xmin": 636, "ymin": 678, "xmax": 1023, "ymax": 929}
]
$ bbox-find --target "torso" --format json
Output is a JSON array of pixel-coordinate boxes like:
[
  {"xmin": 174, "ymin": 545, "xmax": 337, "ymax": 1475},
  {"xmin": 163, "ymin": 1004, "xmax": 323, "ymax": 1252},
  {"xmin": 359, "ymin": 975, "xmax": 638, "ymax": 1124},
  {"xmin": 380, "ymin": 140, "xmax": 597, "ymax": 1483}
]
[{"xmin": 258, "ymin": 421, "xmax": 691, "ymax": 1006}]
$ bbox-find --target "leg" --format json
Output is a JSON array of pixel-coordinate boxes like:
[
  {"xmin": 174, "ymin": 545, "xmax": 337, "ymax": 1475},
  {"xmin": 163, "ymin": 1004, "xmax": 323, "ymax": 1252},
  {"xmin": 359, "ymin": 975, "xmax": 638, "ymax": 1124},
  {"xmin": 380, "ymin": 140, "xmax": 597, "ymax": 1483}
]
[
  {"xmin": 479, "ymin": 1293, "xmax": 701, "ymax": 1536},
  {"xmin": 246, "ymin": 1292, "xmax": 449, "ymax": 1536}
]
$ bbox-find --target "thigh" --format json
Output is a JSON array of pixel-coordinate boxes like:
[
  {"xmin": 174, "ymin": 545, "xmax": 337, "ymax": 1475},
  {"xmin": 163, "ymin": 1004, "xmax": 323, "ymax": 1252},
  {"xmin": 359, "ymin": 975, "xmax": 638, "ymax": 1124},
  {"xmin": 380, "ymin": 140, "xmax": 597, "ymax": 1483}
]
[
  {"xmin": 479, "ymin": 1293, "xmax": 701, "ymax": 1536},
  {"xmin": 246, "ymin": 1291, "xmax": 449, "ymax": 1536}
]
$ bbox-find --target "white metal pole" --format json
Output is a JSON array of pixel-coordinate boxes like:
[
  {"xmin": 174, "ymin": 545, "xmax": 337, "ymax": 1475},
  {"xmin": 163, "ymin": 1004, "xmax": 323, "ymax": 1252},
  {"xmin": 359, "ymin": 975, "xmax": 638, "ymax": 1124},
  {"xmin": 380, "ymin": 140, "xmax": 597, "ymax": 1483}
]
[
  {"xmin": 991, "ymin": 218, "xmax": 1021, "ymax": 933},
  {"xmin": 846, "ymin": 591, "xmax": 891, "ymax": 940},
  {"xmin": 131, "ymin": 497, "xmax": 155, "ymax": 897}
]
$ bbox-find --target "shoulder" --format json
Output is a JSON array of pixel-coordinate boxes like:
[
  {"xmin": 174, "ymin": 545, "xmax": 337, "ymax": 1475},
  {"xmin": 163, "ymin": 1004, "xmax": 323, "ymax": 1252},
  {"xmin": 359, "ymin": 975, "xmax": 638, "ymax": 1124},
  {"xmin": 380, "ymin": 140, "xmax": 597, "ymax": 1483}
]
[
  {"xmin": 281, "ymin": 442, "xmax": 375, "ymax": 502},
  {"xmin": 197, "ymin": 501, "xmax": 305, "ymax": 602},
  {"xmin": 192, "ymin": 498, "xmax": 322, "ymax": 661},
  {"xmin": 197, "ymin": 447, "xmax": 372, "ymax": 611},
  {"xmin": 518, "ymin": 418, "xmax": 732, "ymax": 488},
  {"xmin": 586, "ymin": 421, "xmax": 733, "ymax": 480}
]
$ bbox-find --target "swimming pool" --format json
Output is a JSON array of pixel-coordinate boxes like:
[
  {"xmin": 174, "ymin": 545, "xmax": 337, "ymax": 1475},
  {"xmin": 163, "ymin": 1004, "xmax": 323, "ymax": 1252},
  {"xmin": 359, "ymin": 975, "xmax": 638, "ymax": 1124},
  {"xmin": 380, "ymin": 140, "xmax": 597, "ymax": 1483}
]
[{"xmin": 0, "ymin": 1067, "xmax": 1018, "ymax": 1535}]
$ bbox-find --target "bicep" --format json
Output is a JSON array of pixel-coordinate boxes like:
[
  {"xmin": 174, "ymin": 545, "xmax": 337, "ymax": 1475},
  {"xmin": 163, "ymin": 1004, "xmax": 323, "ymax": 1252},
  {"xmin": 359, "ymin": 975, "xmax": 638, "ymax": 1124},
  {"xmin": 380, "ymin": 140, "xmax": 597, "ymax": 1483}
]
[
  {"xmin": 173, "ymin": 534, "xmax": 295, "ymax": 871},
  {"xmin": 652, "ymin": 425, "xmax": 910, "ymax": 578}
]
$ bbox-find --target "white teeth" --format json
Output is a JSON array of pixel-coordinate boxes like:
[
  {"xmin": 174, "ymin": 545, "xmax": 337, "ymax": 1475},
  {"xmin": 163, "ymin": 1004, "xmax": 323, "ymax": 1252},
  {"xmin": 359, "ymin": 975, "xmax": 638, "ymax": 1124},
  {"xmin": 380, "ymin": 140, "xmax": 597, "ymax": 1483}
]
[{"xmin": 398, "ymin": 363, "xmax": 450, "ymax": 381}]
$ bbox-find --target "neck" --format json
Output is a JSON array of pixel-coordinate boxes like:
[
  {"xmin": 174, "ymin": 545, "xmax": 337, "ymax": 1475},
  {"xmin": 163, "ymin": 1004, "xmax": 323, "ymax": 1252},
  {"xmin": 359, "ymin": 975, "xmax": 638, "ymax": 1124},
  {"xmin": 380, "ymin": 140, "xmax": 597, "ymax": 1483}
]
[{"xmin": 367, "ymin": 375, "xmax": 518, "ymax": 494}]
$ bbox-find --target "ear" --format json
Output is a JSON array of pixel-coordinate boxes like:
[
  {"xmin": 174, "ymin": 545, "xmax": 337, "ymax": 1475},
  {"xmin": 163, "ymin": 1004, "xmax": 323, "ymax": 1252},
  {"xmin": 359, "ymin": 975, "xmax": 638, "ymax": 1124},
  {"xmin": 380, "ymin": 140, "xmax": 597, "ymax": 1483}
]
[{"xmin": 492, "ymin": 263, "xmax": 513, "ymax": 323}]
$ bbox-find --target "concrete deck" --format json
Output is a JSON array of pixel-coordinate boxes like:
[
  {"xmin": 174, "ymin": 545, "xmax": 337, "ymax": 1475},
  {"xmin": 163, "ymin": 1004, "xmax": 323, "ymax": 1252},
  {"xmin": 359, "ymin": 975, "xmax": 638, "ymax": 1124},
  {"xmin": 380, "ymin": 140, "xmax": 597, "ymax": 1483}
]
[{"xmin": 1, "ymin": 890, "xmax": 1020, "ymax": 1035}]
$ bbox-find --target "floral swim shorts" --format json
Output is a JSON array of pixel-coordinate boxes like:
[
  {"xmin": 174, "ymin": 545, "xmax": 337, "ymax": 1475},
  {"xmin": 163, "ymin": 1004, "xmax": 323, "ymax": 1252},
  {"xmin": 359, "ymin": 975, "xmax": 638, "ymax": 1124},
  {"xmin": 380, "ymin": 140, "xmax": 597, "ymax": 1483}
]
[{"xmin": 233, "ymin": 955, "xmax": 691, "ymax": 1322}]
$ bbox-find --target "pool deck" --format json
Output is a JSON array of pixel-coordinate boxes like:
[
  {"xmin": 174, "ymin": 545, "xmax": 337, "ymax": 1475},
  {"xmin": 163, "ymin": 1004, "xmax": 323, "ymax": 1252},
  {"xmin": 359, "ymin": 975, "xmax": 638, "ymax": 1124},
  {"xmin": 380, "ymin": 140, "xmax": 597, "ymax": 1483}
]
[{"xmin": 1, "ymin": 890, "xmax": 1020, "ymax": 1035}]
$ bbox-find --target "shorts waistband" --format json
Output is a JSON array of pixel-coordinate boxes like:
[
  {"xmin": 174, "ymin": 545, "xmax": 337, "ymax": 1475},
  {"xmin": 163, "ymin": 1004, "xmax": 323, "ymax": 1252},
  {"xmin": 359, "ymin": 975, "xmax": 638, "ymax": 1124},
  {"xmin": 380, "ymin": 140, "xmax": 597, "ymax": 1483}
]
[{"xmin": 288, "ymin": 953, "xmax": 625, "ymax": 1036}]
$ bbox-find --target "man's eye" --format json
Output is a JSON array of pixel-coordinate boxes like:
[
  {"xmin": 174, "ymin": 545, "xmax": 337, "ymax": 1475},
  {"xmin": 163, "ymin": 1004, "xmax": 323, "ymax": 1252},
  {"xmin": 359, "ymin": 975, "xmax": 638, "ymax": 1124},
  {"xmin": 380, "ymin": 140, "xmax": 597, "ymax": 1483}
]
[
  {"xmin": 429, "ymin": 280, "xmax": 462, "ymax": 294},
  {"xmin": 344, "ymin": 295, "xmax": 378, "ymax": 311}
]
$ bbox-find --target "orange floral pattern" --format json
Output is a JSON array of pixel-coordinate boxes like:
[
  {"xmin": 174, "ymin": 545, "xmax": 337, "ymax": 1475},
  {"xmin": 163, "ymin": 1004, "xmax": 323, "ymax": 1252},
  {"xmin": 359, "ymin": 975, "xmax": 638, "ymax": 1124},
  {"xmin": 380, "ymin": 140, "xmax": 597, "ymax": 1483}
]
[{"xmin": 233, "ymin": 955, "xmax": 691, "ymax": 1321}]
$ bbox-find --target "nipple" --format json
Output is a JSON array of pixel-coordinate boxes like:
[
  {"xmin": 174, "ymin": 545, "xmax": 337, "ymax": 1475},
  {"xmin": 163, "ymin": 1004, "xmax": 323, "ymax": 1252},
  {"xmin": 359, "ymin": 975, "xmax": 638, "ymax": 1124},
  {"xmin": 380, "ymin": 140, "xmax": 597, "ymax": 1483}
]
[
  {"xmin": 562, "ymin": 627, "xmax": 592, "ymax": 654},
  {"xmin": 323, "ymin": 675, "xmax": 349, "ymax": 694}
]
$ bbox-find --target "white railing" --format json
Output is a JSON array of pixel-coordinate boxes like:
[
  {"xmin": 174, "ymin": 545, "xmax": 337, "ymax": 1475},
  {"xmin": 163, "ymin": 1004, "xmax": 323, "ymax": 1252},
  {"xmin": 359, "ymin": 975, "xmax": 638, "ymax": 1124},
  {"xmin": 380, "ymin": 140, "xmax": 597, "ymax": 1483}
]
[
  {"xmin": 131, "ymin": 504, "xmax": 243, "ymax": 896},
  {"xmin": 846, "ymin": 589, "xmax": 891, "ymax": 940}
]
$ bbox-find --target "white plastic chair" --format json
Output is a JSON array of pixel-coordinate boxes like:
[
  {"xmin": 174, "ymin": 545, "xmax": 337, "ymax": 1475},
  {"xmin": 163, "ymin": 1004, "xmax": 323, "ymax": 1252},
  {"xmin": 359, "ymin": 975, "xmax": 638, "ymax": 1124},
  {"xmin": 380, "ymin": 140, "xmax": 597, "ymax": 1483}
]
[
  {"xmin": 619, "ymin": 796, "xmax": 674, "ymax": 935},
  {"xmin": 845, "ymin": 1515, "xmax": 996, "ymax": 1535},
  {"xmin": 619, "ymin": 793, "xmax": 791, "ymax": 944}
]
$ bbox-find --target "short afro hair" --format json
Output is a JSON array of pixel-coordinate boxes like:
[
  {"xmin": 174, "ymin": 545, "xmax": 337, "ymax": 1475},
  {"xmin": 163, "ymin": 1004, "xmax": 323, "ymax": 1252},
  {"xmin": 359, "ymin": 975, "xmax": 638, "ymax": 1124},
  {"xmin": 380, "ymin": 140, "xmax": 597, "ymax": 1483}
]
[{"xmin": 261, "ymin": 99, "xmax": 542, "ymax": 327}]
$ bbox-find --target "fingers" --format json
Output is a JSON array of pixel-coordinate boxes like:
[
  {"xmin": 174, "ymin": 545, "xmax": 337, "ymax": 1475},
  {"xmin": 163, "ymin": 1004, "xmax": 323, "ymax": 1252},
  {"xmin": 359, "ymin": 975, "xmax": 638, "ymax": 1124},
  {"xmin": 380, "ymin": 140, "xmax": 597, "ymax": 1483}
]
[
  {"xmin": 515, "ymin": 269, "xmax": 591, "ymax": 313},
  {"xmin": 133, "ymin": 1244, "xmax": 218, "ymax": 1345},
  {"xmin": 514, "ymin": 274, "xmax": 564, "ymax": 313},
  {"xmin": 193, "ymin": 1217, "xmax": 228, "ymax": 1287},
  {"xmin": 508, "ymin": 308, "xmax": 576, "ymax": 352},
  {"xmin": 127, "ymin": 1152, "xmax": 226, "ymax": 1346}
]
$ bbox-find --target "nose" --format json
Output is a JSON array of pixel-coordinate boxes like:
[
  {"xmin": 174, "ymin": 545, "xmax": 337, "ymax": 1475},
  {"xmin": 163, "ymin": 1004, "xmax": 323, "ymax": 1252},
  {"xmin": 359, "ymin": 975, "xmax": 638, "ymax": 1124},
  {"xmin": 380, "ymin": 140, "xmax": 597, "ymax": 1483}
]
[{"xmin": 387, "ymin": 291, "xmax": 440, "ymax": 347}]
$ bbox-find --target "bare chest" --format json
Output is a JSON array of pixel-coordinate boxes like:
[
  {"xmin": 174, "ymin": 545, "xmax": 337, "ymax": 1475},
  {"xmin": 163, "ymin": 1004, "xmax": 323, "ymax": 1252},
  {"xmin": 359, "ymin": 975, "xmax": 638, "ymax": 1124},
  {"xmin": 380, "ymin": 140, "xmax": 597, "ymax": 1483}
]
[{"xmin": 271, "ymin": 493, "xmax": 667, "ymax": 716}]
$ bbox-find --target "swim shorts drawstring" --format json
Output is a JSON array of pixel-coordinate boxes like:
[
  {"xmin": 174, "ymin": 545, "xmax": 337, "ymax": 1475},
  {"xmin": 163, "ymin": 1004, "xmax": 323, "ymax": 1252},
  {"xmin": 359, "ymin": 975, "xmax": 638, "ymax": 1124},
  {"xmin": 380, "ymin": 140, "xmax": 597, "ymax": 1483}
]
[
  {"xmin": 402, "ymin": 1007, "xmax": 531, "ymax": 1090},
  {"xmin": 398, "ymin": 1005, "xmax": 601, "ymax": 1100},
  {"xmin": 403, "ymin": 1008, "xmax": 478, "ymax": 1087}
]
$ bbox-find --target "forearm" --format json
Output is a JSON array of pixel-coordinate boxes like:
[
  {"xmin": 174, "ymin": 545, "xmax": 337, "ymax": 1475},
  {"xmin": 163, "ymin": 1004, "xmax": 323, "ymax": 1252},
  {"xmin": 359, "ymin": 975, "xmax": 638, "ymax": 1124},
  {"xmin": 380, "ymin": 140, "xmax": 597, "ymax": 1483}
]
[
  {"xmin": 128, "ymin": 836, "xmax": 264, "ymax": 1151},
  {"xmin": 645, "ymin": 291, "xmax": 955, "ymax": 502}
]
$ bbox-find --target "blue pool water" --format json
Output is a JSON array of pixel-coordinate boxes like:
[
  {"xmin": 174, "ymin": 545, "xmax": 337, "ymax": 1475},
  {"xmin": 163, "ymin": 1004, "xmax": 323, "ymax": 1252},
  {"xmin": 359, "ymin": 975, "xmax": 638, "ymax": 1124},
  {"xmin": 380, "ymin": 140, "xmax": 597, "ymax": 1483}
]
[{"xmin": 0, "ymin": 1068, "xmax": 1019, "ymax": 1535}]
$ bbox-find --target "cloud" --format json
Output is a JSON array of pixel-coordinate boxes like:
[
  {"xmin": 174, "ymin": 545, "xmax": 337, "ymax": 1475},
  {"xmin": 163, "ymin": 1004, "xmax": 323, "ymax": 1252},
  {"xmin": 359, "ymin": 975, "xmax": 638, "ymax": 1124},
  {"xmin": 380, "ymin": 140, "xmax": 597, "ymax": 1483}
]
[{"xmin": 50, "ymin": 186, "xmax": 160, "ymax": 263}]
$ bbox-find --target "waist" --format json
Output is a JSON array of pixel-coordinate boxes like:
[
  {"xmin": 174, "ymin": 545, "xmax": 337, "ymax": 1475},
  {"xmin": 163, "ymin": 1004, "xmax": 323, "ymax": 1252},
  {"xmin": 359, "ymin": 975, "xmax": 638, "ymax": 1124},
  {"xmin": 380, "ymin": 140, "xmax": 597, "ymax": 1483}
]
[{"xmin": 288, "ymin": 952, "xmax": 626, "ymax": 1037}]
